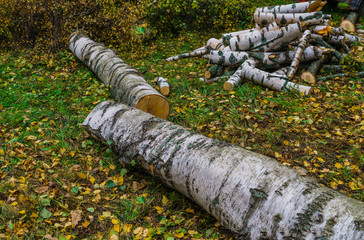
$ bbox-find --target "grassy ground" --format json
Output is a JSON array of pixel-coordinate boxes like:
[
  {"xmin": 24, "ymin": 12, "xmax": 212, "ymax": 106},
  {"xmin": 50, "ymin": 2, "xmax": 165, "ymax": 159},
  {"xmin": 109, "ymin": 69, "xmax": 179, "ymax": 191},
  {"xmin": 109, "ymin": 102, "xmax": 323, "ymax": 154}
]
[{"xmin": 1, "ymin": 7, "xmax": 364, "ymax": 240}]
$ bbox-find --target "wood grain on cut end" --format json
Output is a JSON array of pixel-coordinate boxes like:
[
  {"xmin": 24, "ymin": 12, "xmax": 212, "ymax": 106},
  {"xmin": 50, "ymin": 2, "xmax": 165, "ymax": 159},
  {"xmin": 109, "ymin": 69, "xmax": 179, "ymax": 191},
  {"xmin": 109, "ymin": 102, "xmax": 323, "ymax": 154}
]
[
  {"xmin": 160, "ymin": 86, "xmax": 170, "ymax": 96},
  {"xmin": 223, "ymin": 82, "xmax": 234, "ymax": 91},
  {"xmin": 301, "ymin": 71, "xmax": 316, "ymax": 85},
  {"xmin": 136, "ymin": 94, "xmax": 170, "ymax": 119},
  {"xmin": 204, "ymin": 71, "xmax": 212, "ymax": 79},
  {"xmin": 340, "ymin": 20, "xmax": 355, "ymax": 33}
]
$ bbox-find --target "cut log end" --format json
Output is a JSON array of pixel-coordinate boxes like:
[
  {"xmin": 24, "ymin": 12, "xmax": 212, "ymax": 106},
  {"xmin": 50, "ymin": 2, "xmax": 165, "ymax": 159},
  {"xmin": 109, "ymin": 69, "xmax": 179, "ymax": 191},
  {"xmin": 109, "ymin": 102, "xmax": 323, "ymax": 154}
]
[
  {"xmin": 135, "ymin": 95, "xmax": 170, "ymax": 119},
  {"xmin": 205, "ymin": 71, "xmax": 212, "ymax": 79},
  {"xmin": 160, "ymin": 86, "xmax": 170, "ymax": 96},
  {"xmin": 340, "ymin": 20, "xmax": 355, "ymax": 33},
  {"xmin": 223, "ymin": 82, "xmax": 234, "ymax": 91},
  {"xmin": 300, "ymin": 71, "xmax": 316, "ymax": 85}
]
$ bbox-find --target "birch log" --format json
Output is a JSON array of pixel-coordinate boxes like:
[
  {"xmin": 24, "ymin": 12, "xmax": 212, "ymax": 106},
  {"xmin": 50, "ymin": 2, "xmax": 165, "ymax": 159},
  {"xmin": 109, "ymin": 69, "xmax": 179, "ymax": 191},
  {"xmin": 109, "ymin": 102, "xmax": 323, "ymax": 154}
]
[
  {"xmin": 286, "ymin": 29, "xmax": 311, "ymax": 80},
  {"xmin": 300, "ymin": 54, "xmax": 329, "ymax": 84},
  {"xmin": 255, "ymin": 0, "xmax": 326, "ymax": 14},
  {"xmin": 205, "ymin": 46, "xmax": 325, "ymax": 68},
  {"xmin": 340, "ymin": 12, "xmax": 358, "ymax": 33},
  {"xmin": 228, "ymin": 22, "xmax": 303, "ymax": 52},
  {"xmin": 224, "ymin": 59, "xmax": 312, "ymax": 95},
  {"xmin": 155, "ymin": 77, "xmax": 170, "ymax": 96},
  {"xmin": 84, "ymin": 100, "xmax": 364, "ymax": 239},
  {"xmin": 254, "ymin": 11, "xmax": 330, "ymax": 27},
  {"xmin": 69, "ymin": 32, "xmax": 170, "ymax": 119},
  {"xmin": 205, "ymin": 65, "xmax": 224, "ymax": 79}
]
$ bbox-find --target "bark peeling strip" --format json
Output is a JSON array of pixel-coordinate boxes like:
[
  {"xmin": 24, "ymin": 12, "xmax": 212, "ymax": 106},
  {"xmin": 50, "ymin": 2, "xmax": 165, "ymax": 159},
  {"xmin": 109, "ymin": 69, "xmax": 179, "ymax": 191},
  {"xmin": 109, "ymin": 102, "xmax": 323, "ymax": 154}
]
[{"xmin": 83, "ymin": 100, "xmax": 364, "ymax": 239}]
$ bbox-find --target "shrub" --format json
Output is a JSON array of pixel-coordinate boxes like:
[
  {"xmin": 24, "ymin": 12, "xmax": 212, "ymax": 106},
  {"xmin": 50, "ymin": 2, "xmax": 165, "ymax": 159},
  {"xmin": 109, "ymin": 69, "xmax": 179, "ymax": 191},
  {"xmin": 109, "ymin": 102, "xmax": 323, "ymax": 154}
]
[
  {"xmin": 0, "ymin": 0, "xmax": 149, "ymax": 53},
  {"xmin": 144, "ymin": 0, "xmax": 254, "ymax": 34}
]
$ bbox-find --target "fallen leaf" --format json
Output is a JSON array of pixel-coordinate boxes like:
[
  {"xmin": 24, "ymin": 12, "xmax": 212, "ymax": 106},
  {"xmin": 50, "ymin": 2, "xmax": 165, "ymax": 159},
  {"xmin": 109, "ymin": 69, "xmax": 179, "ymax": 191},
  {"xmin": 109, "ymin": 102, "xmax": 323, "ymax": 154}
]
[
  {"xmin": 71, "ymin": 210, "xmax": 82, "ymax": 227},
  {"xmin": 44, "ymin": 234, "xmax": 58, "ymax": 240},
  {"xmin": 35, "ymin": 186, "xmax": 49, "ymax": 194},
  {"xmin": 69, "ymin": 165, "xmax": 82, "ymax": 172}
]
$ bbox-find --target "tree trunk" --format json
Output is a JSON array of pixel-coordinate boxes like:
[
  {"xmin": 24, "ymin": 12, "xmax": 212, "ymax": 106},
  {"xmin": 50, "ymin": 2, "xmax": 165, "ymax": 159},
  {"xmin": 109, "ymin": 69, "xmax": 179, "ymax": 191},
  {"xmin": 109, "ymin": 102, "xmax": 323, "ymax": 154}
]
[
  {"xmin": 340, "ymin": 12, "xmax": 358, "ymax": 33},
  {"xmin": 271, "ymin": 66, "xmax": 290, "ymax": 76},
  {"xmin": 300, "ymin": 54, "xmax": 329, "ymax": 84},
  {"xmin": 255, "ymin": 0, "xmax": 326, "ymax": 14},
  {"xmin": 155, "ymin": 77, "xmax": 170, "ymax": 96},
  {"xmin": 321, "ymin": 64, "xmax": 343, "ymax": 73},
  {"xmin": 69, "ymin": 32, "xmax": 170, "ymax": 119},
  {"xmin": 228, "ymin": 22, "xmax": 303, "ymax": 52},
  {"xmin": 286, "ymin": 29, "xmax": 311, "ymax": 80},
  {"xmin": 224, "ymin": 59, "xmax": 312, "ymax": 95},
  {"xmin": 254, "ymin": 11, "xmax": 330, "ymax": 27},
  {"xmin": 83, "ymin": 100, "xmax": 364, "ymax": 239},
  {"xmin": 313, "ymin": 38, "xmax": 344, "ymax": 61}
]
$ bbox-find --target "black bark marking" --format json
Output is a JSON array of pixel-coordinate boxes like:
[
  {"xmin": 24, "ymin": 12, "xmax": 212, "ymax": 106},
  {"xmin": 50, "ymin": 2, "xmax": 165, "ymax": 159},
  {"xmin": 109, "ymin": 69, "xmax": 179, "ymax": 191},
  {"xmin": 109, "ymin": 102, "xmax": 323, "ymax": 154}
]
[{"xmin": 110, "ymin": 109, "xmax": 129, "ymax": 130}]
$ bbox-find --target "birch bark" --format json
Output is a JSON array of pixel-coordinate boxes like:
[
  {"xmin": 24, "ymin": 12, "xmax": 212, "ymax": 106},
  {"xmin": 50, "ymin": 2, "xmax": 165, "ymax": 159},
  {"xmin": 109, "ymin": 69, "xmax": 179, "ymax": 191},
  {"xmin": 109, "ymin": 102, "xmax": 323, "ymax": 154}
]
[
  {"xmin": 83, "ymin": 100, "xmax": 364, "ymax": 239},
  {"xmin": 69, "ymin": 32, "xmax": 170, "ymax": 119}
]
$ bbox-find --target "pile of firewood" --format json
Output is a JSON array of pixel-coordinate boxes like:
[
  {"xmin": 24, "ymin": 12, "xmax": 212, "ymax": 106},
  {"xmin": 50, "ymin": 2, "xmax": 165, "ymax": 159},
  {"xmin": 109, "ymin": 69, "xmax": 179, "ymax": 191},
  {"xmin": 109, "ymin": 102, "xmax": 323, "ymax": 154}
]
[{"xmin": 165, "ymin": 0, "xmax": 363, "ymax": 96}]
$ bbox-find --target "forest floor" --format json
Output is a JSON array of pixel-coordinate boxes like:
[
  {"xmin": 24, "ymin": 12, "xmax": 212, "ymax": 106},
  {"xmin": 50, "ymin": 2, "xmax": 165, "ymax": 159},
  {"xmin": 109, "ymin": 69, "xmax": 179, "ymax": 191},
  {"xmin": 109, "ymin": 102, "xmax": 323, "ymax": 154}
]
[{"xmin": 0, "ymin": 7, "xmax": 363, "ymax": 240}]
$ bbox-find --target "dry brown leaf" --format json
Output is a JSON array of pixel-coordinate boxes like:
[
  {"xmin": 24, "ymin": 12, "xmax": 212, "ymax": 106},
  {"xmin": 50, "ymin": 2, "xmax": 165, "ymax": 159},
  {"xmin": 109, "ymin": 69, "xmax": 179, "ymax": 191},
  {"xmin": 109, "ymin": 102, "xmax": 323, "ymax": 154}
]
[
  {"xmin": 35, "ymin": 186, "xmax": 49, "ymax": 194},
  {"xmin": 69, "ymin": 164, "xmax": 82, "ymax": 172},
  {"xmin": 44, "ymin": 234, "xmax": 58, "ymax": 240},
  {"xmin": 71, "ymin": 210, "xmax": 82, "ymax": 227}
]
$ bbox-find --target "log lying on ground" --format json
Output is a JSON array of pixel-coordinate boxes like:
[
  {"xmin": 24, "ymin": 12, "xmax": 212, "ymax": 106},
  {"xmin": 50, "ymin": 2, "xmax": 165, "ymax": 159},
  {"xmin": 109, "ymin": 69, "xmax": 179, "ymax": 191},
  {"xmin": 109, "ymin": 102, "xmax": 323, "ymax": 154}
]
[
  {"xmin": 301, "ymin": 54, "xmax": 329, "ymax": 84},
  {"xmin": 155, "ymin": 77, "xmax": 170, "ymax": 96},
  {"xmin": 205, "ymin": 65, "xmax": 224, "ymax": 79},
  {"xmin": 254, "ymin": 11, "xmax": 330, "ymax": 27},
  {"xmin": 205, "ymin": 46, "xmax": 326, "ymax": 69},
  {"xmin": 69, "ymin": 33, "xmax": 170, "ymax": 119},
  {"xmin": 255, "ymin": 0, "xmax": 326, "ymax": 14},
  {"xmin": 314, "ymin": 38, "xmax": 344, "ymax": 61},
  {"xmin": 286, "ymin": 29, "xmax": 311, "ymax": 79},
  {"xmin": 321, "ymin": 64, "xmax": 343, "ymax": 73},
  {"xmin": 224, "ymin": 59, "xmax": 312, "ymax": 95},
  {"xmin": 165, "ymin": 46, "xmax": 210, "ymax": 61},
  {"xmin": 340, "ymin": 12, "xmax": 358, "ymax": 33},
  {"xmin": 84, "ymin": 100, "xmax": 364, "ymax": 239},
  {"xmin": 228, "ymin": 22, "xmax": 303, "ymax": 51}
]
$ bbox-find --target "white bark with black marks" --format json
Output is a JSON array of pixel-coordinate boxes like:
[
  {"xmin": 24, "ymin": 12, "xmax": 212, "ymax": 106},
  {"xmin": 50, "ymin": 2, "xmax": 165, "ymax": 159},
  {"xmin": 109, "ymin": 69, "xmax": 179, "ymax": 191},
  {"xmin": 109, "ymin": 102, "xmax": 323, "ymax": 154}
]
[
  {"xmin": 224, "ymin": 59, "xmax": 312, "ymax": 95},
  {"xmin": 228, "ymin": 22, "xmax": 303, "ymax": 52},
  {"xmin": 83, "ymin": 100, "xmax": 364, "ymax": 239},
  {"xmin": 286, "ymin": 29, "xmax": 311, "ymax": 79},
  {"xmin": 69, "ymin": 32, "xmax": 170, "ymax": 119},
  {"xmin": 255, "ymin": 1, "xmax": 326, "ymax": 14},
  {"xmin": 254, "ymin": 11, "xmax": 330, "ymax": 27}
]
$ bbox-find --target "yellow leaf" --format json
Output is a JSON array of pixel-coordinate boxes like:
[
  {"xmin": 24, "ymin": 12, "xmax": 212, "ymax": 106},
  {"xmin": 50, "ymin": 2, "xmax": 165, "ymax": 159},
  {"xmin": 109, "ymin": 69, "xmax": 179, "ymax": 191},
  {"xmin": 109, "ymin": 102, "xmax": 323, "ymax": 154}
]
[
  {"xmin": 78, "ymin": 173, "xmax": 87, "ymax": 179},
  {"xmin": 303, "ymin": 161, "xmax": 310, "ymax": 167},
  {"xmin": 0, "ymin": 149, "xmax": 5, "ymax": 155},
  {"xmin": 102, "ymin": 211, "xmax": 111, "ymax": 217},
  {"xmin": 330, "ymin": 182, "xmax": 338, "ymax": 189},
  {"xmin": 112, "ymin": 219, "xmax": 120, "ymax": 225},
  {"xmin": 188, "ymin": 230, "xmax": 198, "ymax": 235},
  {"xmin": 185, "ymin": 208, "xmax": 194, "ymax": 213},
  {"xmin": 123, "ymin": 224, "xmax": 132, "ymax": 233},
  {"xmin": 30, "ymin": 212, "xmax": 38, "ymax": 218},
  {"xmin": 348, "ymin": 182, "xmax": 360, "ymax": 190},
  {"xmin": 154, "ymin": 206, "xmax": 163, "ymax": 214},
  {"xmin": 69, "ymin": 151, "xmax": 76, "ymax": 157},
  {"xmin": 89, "ymin": 176, "xmax": 96, "ymax": 184},
  {"xmin": 18, "ymin": 210, "xmax": 26, "ymax": 214},
  {"xmin": 162, "ymin": 195, "xmax": 169, "ymax": 206},
  {"xmin": 109, "ymin": 165, "xmax": 115, "ymax": 170},
  {"xmin": 317, "ymin": 157, "xmax": 324, "ymax": 162},
  {"xmin": 283, "ymin": 140, "xmax": 289, "ymax": 146},
  {"xmin": 335, "ymin": 163, "xmax": 343, "ymax": 169},
  {"xmin": 207, "ymin": 133, "xmax": 213, "ymax": 138},
  {"xmin": 113, "ymin": 224, "xmax": 121, "ymax": 233},
  {"xmin": 175, "ymin": 232, "xmax": 184, "ymax": 238},
  {"xmin": 274, "ymin": 152, "xmax": 282, "ymax": 158},
  {"xmin": 82, "ymin": 220, "xmax": 90, "ymax": 228}
]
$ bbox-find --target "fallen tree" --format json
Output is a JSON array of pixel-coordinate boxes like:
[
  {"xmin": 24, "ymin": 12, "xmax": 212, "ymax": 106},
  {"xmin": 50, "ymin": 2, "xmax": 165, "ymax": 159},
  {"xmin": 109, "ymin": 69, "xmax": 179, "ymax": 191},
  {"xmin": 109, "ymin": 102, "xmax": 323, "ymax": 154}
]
[
  {"xmin": 69, "ymin": 32, "xmax": 170, "ymax": 119},
  {"xmin": 84, "ymin": 100, "xmax": 364, "ymax": 239}
]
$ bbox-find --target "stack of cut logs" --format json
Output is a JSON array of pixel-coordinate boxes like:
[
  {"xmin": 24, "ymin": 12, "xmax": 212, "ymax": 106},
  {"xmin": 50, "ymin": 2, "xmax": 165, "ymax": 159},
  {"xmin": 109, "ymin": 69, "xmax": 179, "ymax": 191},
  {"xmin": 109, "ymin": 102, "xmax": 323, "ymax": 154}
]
[{"xmin": 166, "ymin": 0, "xmax": 363, "ymax": 96}]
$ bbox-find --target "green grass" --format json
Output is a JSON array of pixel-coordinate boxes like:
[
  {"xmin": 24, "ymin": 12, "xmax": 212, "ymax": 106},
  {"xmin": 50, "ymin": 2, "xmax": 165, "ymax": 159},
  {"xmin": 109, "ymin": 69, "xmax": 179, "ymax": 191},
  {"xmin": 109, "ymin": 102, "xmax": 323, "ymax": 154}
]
[{"xmin": 1, "ymin": 9, "xmax": 364, "ymax": 240}]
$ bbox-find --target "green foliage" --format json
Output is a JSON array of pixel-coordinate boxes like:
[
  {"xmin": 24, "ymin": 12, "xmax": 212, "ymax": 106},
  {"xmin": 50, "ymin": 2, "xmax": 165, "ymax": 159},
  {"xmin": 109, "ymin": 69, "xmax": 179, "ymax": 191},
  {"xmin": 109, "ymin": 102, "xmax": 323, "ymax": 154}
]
[
  {"xmin": 144, "ymin": 0, "xmax": 254, "ymax": 34},
  {"xmin": 0, "ymin": 0, "xmax": 149, "ymax": 53}
]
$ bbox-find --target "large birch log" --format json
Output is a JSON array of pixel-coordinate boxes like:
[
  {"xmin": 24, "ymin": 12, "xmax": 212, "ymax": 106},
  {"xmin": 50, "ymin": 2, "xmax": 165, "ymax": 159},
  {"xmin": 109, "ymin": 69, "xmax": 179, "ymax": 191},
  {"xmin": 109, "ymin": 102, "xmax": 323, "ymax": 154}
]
[
  {"xmin": 69, "ymin": 33, "xmax": 170, "ymax": 119},
  {"xmin": 83, "ymin": 100, "xmax": 364, "ymax": 239},
  {"xmin": 254, "ymin": 11, "xmax": 330, "ymax": 27},
  {"xmin": 286, "ymin": 29, "xmax": 311, "ymax": 80},
  {"xmin": 255, "ymin": 1, "xmax": 326, "ymax": 14},
  {"xmin": 224, "ymin": 59, "xmax": 312, "ymax": 95},
  {"xmin": 340, "ymin": 12, "xmax": 358, "ymax": 33},
  {"xmin": 228, "ymin": 22, "xmax": 303, "ymax": 52}
]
